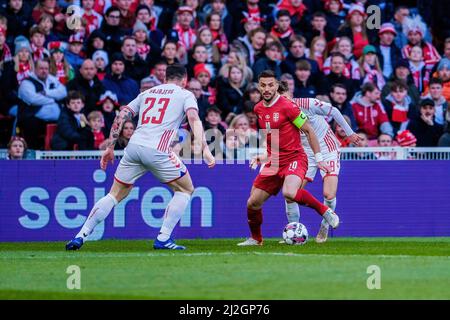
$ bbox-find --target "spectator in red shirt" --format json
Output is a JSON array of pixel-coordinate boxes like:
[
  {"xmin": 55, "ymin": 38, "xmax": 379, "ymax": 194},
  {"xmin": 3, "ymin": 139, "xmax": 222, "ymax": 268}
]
[{"xmin": 351, "ymin": 82, "xmax": 393, "ymax": 140}]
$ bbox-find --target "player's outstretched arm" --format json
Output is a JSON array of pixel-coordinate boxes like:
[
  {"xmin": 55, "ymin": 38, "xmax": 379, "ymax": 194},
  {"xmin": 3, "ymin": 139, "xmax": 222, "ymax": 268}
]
[
  {"xmin": 328, "ymin": 107, "xmax": 363, "ymax": 146},
  {"xmin": 100, "ymin": 108, "xmax": 133, "ymax": 170},
  {"xmin": 300, "ymin": 121, "xmax": 332, "ymax": 173},
  {"xmin": 186, "ymin": 108, "xmax": 215, "ymax": 168}
]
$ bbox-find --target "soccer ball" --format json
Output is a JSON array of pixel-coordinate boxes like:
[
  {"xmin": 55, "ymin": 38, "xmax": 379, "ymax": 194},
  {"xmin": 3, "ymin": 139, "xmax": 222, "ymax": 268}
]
[{"xmin": 282, "ymin": 222, "xmax": 308, "ymax": 245}]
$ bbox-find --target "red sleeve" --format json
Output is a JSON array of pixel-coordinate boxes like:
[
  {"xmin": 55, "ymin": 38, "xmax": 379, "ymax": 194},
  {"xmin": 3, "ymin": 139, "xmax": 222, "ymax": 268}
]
[
  {"xmin": 376, "ymin": 103, "xmax": 390, "ymax": 124},
  {"xmin": 284, "ymin": 101, "xmax": 301, "ymax": 121}
]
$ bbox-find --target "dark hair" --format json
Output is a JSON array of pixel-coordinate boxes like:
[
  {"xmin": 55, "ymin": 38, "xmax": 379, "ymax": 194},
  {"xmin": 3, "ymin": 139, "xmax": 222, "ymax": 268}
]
[
  {"xmin": 295, "ymin": 60, "xmax": 311, "ymax": 71},
  {"xmin": 249, "ymin": 27, "xmax": 266, "ymax": 39},
  {"xmin": 313, "ymin": 11, "xmax": 327, "ymax": 19},
  {"xmin": 154, "ymin": 60, "xmax": 168, "ymax": 67},
  {"xmin": 166, "ymin": 64, "xmax": 187, "ymax": 80},
  {"xmin": 330, "ymin": 52, "xmax": 345, "ymax": 62},
  {"xmin": 163, "ymin": 40, "xmax": 178, "ymax": 50},
  {"xmin": 395, "ymin": 5, "xmax": 409, "ymax": 14},
  {"xmin": 429, "ymin": 77, "xmax": 443, "ymax": 87},
  {"xmin": 206, "ymin": 105, "xmax": 222, "ymax": 115},
  {"xmin": 361, "ymin": 82, "xmax": 378, "ymax": 95},
  {"xmin": 264, "ymin": 41, "xmax": 283, "ymax": 53},
  {"xmin": 331, "ymin": 83, "xmax": 347, "ymax": 93},
  {"xmin": 278, "ymin": 80, "xmax": 289, "ymax": 94},
  {"xmin": 420, "ymin": 98, "xmax": 435, "ymax": 108},
  {"xmin": 135, "ymin": 4, "xmax": 151, "ymax": 17},
  {"xmin": 244, "ymin": 101, "xmax": 255, "ymax": 113},
  {"xmin": 390, "ymin": 79, "xmax": 408, "ymax": 92},
  {"xmin": 276, "ymin": 9, "xmax": 291, "ymax": 19},
  {"xmin": 67, "ymin": 90, "xmax": 85, "ymax": 104},
  {"xmin": 105, "ymin": 6, "xmax": 120, "ymax": 17},
  {"xmin": 258, "ymin": 70, "xmax": 276, "ymax": 81}
]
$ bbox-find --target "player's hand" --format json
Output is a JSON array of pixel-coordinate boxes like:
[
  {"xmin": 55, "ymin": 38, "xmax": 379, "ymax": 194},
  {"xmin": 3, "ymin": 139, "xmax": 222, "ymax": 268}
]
[
  {"xmin": 317, "ymin": 161, "xmax": 332, "ymax": 173},
  {"xmin": 203, "ymin": 147, "xmax": 216, "ymax": 168},
  {"xmin": 100, "ymin": 147, "xmax": 114, "ymax": 171},
  {"xmin": 347, "ymin": 133, "xmax": 363, "ymax": 146},
  {"xmin": 250, "ymin": 154, "xmax": 268, "ymax": 170}
]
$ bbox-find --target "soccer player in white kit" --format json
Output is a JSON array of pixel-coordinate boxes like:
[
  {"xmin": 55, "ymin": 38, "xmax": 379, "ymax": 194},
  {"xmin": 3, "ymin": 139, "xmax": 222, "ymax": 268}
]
[
  {"xmin": 66, "ymin": 65, "xmax": 215, "ymax": 250},
  {"xmin": 278, "ymin": 82, "xmax": 361, "ymax": 243}
]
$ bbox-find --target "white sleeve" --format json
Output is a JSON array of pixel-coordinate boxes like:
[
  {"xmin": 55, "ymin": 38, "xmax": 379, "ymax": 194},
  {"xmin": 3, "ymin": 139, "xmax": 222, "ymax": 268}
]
[
  {"xmin": 329, "ymin": 107, "xmax": 355, "ymax": 137},
  {"xmin": 308, "ymin": 99, "xmax": 334, "ymax": 117},
  {"xmin": 125, "ymin": 93, "xmax": 142, "ymax": 116},
  {"xmin": 183, "ymin": 91, "xmax": 199, "ymax": 113}
]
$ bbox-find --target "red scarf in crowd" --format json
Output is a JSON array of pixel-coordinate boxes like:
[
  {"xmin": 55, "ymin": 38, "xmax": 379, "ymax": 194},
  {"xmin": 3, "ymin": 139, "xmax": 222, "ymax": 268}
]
[
  {"xmin": 271, "ymin": 25, "xmax": 294, "ymax": 39},
  {"xmin": 31, "ymin": 44, "xmax": 46, "ymax": 61},
  {"xmin": 136, "ymin": 43, "xmax": 150, "ymax": 60},
  {"xmin": 83, "ymin": 12, "xmax": 101, "ymax": 37},
  {"xmin": 16, "ymin": 62, "xmax": 32, "ymax": 84},
  {"xmin": 409, "ymin": 61, "xmax": 429, "ymax": 93},
  {"xmin": 173, "ymin": 23, "xmax": 197, "ymax": 51},
  {"xmin": 277, "ymin": 0, "xmax": 307, "ymax": 20},
  {"xmin": 0, "ymin": 43, "xmax": 12, "ymax": 64},
  {"xmin": 362, "ymin": 62, "xmax": 385, "ymax": 90},
  {"xmin": 55, "ymin": 61, "xmax": 66, "ymax": 84},
  {"xmin": 93, "ymin": 130, "xmax": 105, "ymax": 149},
  {"xmin": 402, "ymin": 42, "xmax": 441, "ymax": 69}
]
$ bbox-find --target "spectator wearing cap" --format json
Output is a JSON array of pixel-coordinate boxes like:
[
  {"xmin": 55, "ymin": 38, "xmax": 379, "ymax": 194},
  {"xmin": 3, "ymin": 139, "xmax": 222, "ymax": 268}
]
[
  {"xmin": 92, "ymin": 49, "xmax": 108, "ymax": 81},
  {"xmin": 396, "ymin": 130, "xmax": 417, "ymax": 147},
  {"xmin": 0, "ymin": 0, "xmax": 33, "ymax": 48},
  {"xmin": 375, "ymin": 22, "xmax": 402, "ymax": 79},
  {"xmin": 66, "ymin": 59, "xmax": 105, "ymax": 115},
  {"xmin": 433, "ymin": 58, "xmax": 450, "ymax": 104},
  {"xmin": 116, "ymin": 0, "xmax": 136, "ymax": 30},
  {"xmin": 120, "ymin": 36, "xmax": 149, "ymax": 82},
  {"xmin": 96, "ymin": 90, "xmax": 120, "ymax": 137},
  {"xmin": 31, "ymin": 0, "xmax": 66, "ymax": 35},
  {"xmin": 351, "ymin": 82, "xmax": 393, "ymax": 140},
  {"xmin": 281, "ymin": 35, "xmax": 319, "ymax": 80},
  {"xmin": 29, "ymin": 26, "xmax": 49, "ymax": 62},
  {"xmin": 12, "ymin": 35, "xmax": 33, "ymax": 86},
  {"xmin": 401, "ymin": 15, "xmax": 441, "ymax": 72},
  {"xmin": 166, "ymin": 6, "xmax": 197, "ymax": 60},
  {"xmin": 18, "ymin": 58, "xmax": 67, "ymax": 149},
  {"xmin": 382, "ymin": 58, "xmax": 421, "ymax": 107},
  {"xmin": 132, "ymin": 20, "xmax": 161, "ymax": 68},
  {"xmin": 48, "ymin": 41, "xmax": 74, "ymax": 85},
  {"xmin": 140, "ymin": 76, "xmax": 159, "ymax": 92},
  {"xmin": 134, "ymin": 4, "xmax": 164, "ymax": 47},
  {"xmin": 102, "ymin": 52, "xmax": 139, "ymax": 105},
  {"xmin": 65, "ymin": 33, "xmax": 85, "ymax": 71},
  {"xmin": 86, "ymin": 29, "xmax": 107, "ymax": 58},
  {"xmin": 323, "ymin": 0, "xmax": 345, "ymax": 39},
  {"xmin": 359, "ymin": 45, "xmax": 385, "ymax": 90},
  {"xmin": 336, "ymin": 3, "xmax": 373, "ymax": 59},
  {"xmin": 80, "ymin": 0, "xmax": 104, "ymax": 37},
  {"xmin": 99, "ymin": 6, "xmax": 129, "ymax": 55},
  {"xmin": 194, "ymin": 62, "xmax": 216, "ymax": 105},
  {"xmin": 407, "ymin": 98, "xmax": 444, "ymax": 146}
]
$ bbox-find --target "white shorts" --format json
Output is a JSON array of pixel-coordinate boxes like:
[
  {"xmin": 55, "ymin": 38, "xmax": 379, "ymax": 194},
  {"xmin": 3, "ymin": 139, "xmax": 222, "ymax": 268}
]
[
  {"xmin": 305, "ymin": 150, "xmax": 340, "ymax": 182},
  {"xmin": 114, "ymin": 143, "xmax": 187, "ymax": 185}
]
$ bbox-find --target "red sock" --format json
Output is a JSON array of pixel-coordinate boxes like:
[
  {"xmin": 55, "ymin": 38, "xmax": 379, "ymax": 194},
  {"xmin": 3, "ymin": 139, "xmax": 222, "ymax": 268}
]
[
  {"xmin": 294, "ymin": 189, "xmax": 328, "ymax": 215},
  {"xmin": 247, "ymin": 208, "xmax": 263, "ymax": 242}
]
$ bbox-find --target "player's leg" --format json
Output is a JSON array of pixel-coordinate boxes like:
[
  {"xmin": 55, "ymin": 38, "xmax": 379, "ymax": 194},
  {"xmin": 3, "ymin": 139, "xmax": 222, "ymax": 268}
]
[
  {"xmin": 237, "ymin": 187, "xmax": 271, "ymax": 246},
  {"xmin": 316, "ymin": 175, "xmax": 339, "ymax": 243},
  {"xmin": 153, "ymin": 172, "xmax": 194, "ymax": 250},
  {"xmin": 66, "ymin": 144, "xmax": 146, "ymax": 250},
  {"xmin": 282, "ymin": 174, "xmax": 339, "ymax": 229}
]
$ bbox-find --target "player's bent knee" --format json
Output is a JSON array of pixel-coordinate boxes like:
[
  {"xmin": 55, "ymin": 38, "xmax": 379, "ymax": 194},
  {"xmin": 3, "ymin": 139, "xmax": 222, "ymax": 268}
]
[
  {"xmin": 282, "ymin": 189, "xmax": 297, "ymax": 202},
  {"xmin": 323, "ymin": 192, "xmax": 336, "ymax": 201},
  {"xmin": 247, "ymin": 197, "xmax": 262, "ymax": 210}
]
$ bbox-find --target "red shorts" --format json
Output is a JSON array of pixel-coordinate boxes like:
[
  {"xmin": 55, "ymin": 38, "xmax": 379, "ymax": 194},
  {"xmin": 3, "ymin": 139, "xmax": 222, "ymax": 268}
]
[{"xmin": 253, "ymin": 155, "xmax": 308, "ymax": 196}]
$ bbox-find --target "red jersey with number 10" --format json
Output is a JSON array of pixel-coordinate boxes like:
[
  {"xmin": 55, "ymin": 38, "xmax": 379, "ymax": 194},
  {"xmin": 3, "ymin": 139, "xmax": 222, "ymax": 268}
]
[{"xmin": 254, "ymin": 95, "xmax": 306, "ymax": 165}]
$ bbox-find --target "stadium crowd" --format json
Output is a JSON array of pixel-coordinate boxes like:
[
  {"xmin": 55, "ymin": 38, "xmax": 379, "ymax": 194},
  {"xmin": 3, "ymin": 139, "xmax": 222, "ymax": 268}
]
[{"xmin": 0, "ymin": 0, "xmax": 450, "ymax": 160}]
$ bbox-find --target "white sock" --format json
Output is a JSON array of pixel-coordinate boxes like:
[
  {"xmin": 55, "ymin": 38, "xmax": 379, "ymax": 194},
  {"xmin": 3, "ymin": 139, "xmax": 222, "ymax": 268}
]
[
  {"xmin": 76, "ymin": 194, "xmax": 118, "ymax": 240},
  {"xmin": 322, "ymin": 197, "xmax": 337, "ymax": 227},
  {"xmin": 285, "ymin": 201, "xmax": 300, "ymax": 223},
  {"xmin": 157, "ymin": 192, "xmax": 191, "ymax": 242}
]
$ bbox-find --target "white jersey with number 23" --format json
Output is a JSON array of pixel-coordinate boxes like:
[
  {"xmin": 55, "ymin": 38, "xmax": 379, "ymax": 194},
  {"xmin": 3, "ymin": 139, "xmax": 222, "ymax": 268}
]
[{"xmin": 124, "ymin": 83, "xmax": 199, "ymax": 153}]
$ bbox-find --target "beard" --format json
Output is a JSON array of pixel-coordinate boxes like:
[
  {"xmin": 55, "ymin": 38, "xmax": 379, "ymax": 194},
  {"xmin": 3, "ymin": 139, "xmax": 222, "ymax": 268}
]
[{"xmin": 263, "ymin": 92, "xmax": 275, "ymax": 102}]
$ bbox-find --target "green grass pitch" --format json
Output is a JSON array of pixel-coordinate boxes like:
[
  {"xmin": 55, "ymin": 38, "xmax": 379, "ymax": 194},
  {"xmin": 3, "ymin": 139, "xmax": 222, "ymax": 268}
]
[{"xmin": 1, "ymin": 238, "xmax": 450, "ymax": 300}]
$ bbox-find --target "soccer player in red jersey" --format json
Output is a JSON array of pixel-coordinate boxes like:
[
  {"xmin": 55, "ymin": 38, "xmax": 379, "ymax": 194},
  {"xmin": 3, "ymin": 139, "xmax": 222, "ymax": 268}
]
[{"xmin": 238, "ymin": 70, "xmax": 340, "ymax": 246}]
